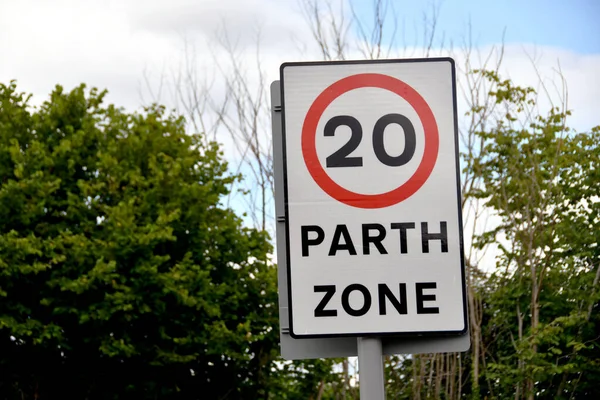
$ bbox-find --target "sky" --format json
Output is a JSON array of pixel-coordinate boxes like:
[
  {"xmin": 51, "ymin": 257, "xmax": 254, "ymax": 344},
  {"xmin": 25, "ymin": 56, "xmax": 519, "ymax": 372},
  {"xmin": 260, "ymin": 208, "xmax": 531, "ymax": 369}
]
[
  {"xmin": 375, "ymin": 0, "xmax": 600, "ymax": 54},
  {"xmin": 1, "ymin": 1, "xmax": 598, "ymax": 97},
  {"xmin": 1, "ymin": 0, "xmax": 598, "ymax": 129},
  {"xmin": 1, "ymin": 0, "xmax": 599, "ymax": 268}
]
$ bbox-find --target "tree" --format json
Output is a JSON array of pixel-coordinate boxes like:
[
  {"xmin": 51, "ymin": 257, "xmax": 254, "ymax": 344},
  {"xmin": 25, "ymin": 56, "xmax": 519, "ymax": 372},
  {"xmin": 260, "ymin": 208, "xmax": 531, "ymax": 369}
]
[
  {"xmin": 0, "ymin": 82, "xmax": 279, "ymax": 399},
  {"xmin": 469, "ymin": 70, "xmax": 600, "ymax": 399}
]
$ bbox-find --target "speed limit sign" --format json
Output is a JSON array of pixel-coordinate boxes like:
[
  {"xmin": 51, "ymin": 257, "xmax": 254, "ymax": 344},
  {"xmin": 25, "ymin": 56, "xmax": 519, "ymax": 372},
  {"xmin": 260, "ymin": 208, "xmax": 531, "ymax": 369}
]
[{"xmin": 279, "ymin": 58, "xmax": 467, "ymax": 338}]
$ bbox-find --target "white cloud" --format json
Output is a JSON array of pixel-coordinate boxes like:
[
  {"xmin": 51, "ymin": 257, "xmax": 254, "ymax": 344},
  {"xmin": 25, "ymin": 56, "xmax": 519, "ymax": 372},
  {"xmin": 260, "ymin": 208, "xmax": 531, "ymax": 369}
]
[
  {"xmin": 0, "ymin": 0, "xmax": 178, "ymax": 109},
  {"xmin": 127, "ymin": 0, "xmax": 310, "ymax": 51},
  {"xmin": 0, "ymin": 0, "xmax": 316, "ymax": 110}
]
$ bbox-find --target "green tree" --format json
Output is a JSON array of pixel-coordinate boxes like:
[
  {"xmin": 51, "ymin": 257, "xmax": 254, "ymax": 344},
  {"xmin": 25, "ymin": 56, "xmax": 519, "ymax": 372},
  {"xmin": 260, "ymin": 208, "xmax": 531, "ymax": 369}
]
[
  {"xmin": 469, "ymin": 71, "xmax": 600, "ymax": 399},
  {"xmin": 0, "ymin": 82, "xmax": 279, "ymax": 399}
]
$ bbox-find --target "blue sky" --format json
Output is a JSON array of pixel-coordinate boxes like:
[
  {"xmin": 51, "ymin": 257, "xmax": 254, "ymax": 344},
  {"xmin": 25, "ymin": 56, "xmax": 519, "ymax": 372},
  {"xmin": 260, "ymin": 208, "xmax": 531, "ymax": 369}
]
[
  {"xmin": 445, "ymin": 0, "xmax": 599, "ymax": 53},
  {"xmin": 351, "ymin": 0, "xmax": 600, "ymax": 53}
]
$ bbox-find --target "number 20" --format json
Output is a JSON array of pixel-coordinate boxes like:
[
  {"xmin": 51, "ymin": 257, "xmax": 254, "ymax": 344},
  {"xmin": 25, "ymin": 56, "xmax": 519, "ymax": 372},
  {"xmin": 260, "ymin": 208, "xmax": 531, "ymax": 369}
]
[{"xmin": 324, "ymin": 113, "xmax": 416, "ymax": 168}]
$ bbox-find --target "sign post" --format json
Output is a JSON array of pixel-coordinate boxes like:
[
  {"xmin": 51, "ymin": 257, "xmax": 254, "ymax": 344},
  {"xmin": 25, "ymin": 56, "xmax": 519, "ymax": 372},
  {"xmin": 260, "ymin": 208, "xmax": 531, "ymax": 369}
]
[
  {"xmin": 357, "ymin": 337, "xmax": 385, "ymax": 399},
  {"xmin": 272, "ymin": 58, "xmax": 469, "ymax": 397}
]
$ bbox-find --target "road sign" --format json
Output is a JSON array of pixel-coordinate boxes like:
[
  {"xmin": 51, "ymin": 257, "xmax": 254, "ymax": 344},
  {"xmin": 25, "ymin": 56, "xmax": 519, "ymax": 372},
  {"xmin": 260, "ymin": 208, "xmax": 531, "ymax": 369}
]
[
  {"xmin": 271, "ymin": 81, "xmax": 470, "ymax": 359},
  {"xmin": 279, "ymin": 58, "xmax": 467, "ymax": 338}
]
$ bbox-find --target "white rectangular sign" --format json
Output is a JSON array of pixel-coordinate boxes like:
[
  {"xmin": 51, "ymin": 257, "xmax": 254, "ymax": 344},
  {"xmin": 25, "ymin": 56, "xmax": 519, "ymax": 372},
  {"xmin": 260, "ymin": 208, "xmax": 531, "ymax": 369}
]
[{"xmin": 280, "ymin": 58, "xmax": 467, "ymax": 338}]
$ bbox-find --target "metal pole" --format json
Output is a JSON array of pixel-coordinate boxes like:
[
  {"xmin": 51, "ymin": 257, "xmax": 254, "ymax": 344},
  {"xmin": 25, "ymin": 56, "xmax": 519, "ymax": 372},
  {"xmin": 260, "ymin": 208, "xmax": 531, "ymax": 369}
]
[{"xmin": 357, "ymin": 337, "xmax": 385, "ymax": 399}]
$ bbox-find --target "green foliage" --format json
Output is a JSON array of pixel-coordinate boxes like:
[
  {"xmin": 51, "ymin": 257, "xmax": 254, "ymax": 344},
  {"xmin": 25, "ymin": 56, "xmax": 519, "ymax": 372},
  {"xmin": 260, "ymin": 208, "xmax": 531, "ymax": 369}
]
[
  {"xmin": 468, "ymin": 70, "xmax": 600, "ymax": 399},
  {"xmin": 268, "ymin": 359, "xmax": 352, "ymax": 400},
  {"xmin": 0, "ymin": 81, "xmax": 279, "ymax": 399}
]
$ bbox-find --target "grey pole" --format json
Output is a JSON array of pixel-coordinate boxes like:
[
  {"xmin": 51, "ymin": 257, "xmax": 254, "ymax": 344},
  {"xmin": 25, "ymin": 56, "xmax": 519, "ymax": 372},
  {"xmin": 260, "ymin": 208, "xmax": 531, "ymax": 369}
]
[{"xmin": 357, "ymin": 337, "xmax": 385, "ymax": 399}]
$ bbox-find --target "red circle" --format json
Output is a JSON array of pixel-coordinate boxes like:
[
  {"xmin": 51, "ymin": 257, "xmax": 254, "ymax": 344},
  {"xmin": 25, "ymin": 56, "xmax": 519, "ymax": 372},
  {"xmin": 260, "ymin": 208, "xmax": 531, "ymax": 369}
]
[{"xmin": 301, "ymin": 73, "xmax": 439, "ymax": 209}]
